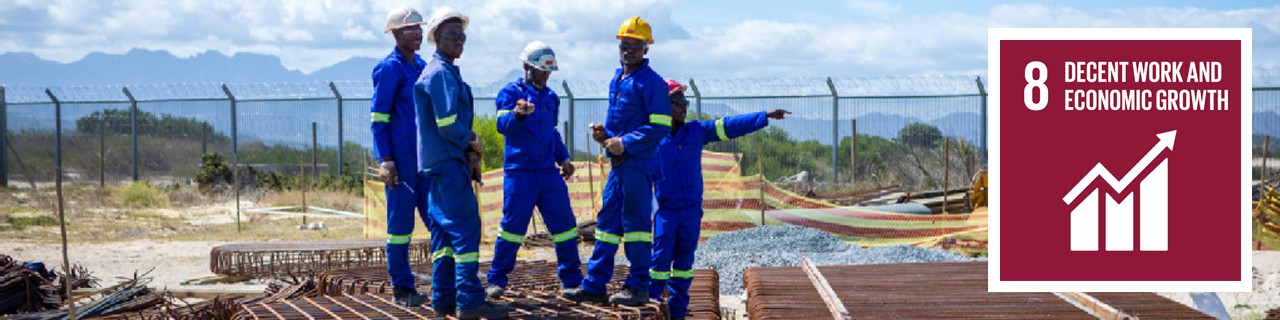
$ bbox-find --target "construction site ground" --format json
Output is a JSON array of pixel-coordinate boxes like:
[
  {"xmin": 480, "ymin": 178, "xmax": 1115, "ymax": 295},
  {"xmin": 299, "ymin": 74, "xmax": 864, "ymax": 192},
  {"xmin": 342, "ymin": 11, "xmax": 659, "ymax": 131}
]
[{"xmin": 3, "ymin": 188, "xmax": 1280, "ymax": 318}]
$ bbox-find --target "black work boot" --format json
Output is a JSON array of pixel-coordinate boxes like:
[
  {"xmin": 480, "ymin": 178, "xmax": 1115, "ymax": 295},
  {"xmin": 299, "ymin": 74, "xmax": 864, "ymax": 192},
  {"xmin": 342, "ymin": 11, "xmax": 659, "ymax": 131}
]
[
  {"xmin": 561, "ymin": 287, "xmax": 609, "ymax": 304},
  {"xmin": 608, "ymin": 285, "xmax": 649, "ymax": 306},
  {"xmin": 485, "ymin": 285, "xmax": 505, "ymax": 299},
  {"xmin": 392, "ymin": 286, "xmax": 428, "ymax": 307},
  {"xmin": 457, "ymin": 301, "xmax": 510, "ymax": 319}
]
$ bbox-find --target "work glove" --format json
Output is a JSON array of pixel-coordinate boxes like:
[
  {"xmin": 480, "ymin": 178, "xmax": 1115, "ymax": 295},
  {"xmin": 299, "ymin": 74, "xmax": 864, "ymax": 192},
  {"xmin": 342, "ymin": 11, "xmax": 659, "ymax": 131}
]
[
  {"xmin": 589, "ymin": 123, "xmax": 607, "ymax": 144},
  {"xmin": 766, "ymin": 109, "xmax": 792, "ymax": 120},
  {"xmin": 379, "ymin": 160, "xmax": 398, "ymax": 190},
  {"xmin": 514, "ymin": 99, "xmax": 535, "ymax": 118},
  {"xmin": 560, "ymin": 160, "xmax": 576, "ymax": 180}
]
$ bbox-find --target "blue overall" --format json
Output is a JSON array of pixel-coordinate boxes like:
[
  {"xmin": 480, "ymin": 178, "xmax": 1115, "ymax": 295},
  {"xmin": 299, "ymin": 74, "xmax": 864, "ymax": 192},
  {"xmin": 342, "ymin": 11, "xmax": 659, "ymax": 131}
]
[
  {"xmin": 651, "ymin": 112, "xmax": 768, "ymax": 318},
  {"xmin": 581, "ymin": 59, "xmax": 672, "ymax": 294},
  {"xmin": 370, "ymin": 48, "xmax": 432, "ymax": 290},
  {"xmin": 414, "ymin": 51, "xmax": 483, "ymax": 311},
  {"xmin": 486, "ymin": 79, "xmax": 583, "ymax": 289}
]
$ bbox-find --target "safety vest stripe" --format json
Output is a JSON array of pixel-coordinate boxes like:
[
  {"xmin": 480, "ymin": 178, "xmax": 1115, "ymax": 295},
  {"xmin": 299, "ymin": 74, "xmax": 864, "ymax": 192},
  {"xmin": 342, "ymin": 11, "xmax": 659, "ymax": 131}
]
[
  {"xmin": 552, "ymin": 228, "xmax": 578, "ymax": 243},
  {"xmin": 672, "ymin": 269, "xmax": 695, "ymax": 279},
  {"xmin": 595, "ymin": 231, "xmax": 622, "ymax": 244},
  {"xmin": 371, "ymin": 112, "xmax": 391, "ymax": 123},
  {"xmin": 715, "ymin": 119, "xmax": 729, "ymax": 141},
  {"xmin": 431, "ymin": 247, "xmax": 455, "ymax": 261},
  {"xmin": 499, "ymin": 230, "xmax": 524, "ymax": 244},
  {"xmin": 387, "ymin": 234, "xmax": 412, "ymax": 245},
  {"xmin": 650, "ymin": 269, "xmax": 671, "ymax": 280},
  {"xmin": 454, "ymin": 252, "xmax": 479, "ymax": 264},
  {"xmin": 437, "ymin": 114, "xmax": 457, "ymax": 127},
  {"xmin": 649, "ymin": 114, "xmax": 672, "ymax": 127},
  {"xmin": 497, "ymin": 110, "xmax": 511, "ymax": 117},
  {"xmin": 623, "ymin": 232, "xmax": 652, "ymax": 243}
]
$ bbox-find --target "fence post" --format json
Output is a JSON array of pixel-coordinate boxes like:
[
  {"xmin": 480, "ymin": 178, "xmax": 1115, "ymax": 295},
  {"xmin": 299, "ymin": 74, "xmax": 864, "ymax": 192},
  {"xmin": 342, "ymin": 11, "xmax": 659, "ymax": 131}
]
[
  {"xmin": 975, "ymin": 76, "xmax": 987, "ymax": 165},
  {"xmin": 689, "ymin": 78, "xmax": 702, "ymax": 119},
  {"xmin": 329, "ymin": 82, "xmax": 344, "ymax": 176},
  {"xmin": 561, "ymin": 80, "xmax": 575, "ymax": 158},
  {"xmin": 312, "ymin": 122, "xmax": 318, "ymax": 179},
  {"xmin": 122, "ymin": 87, "xmax": 139, "ymax": 181},
  {"xmin": 221, "ymin": 84, "xmax": 241, "ymax": 233},
  {"xmin": 826, "ymin": 77, "xmax": 839, "ymax": 185},
  {"xmin": 99, "ymin": 108, "xmax": 105, "ymax": 188},
  {"xmin": 851, "ymin": 119, "xmax": 857, "ymax": 185},
  {"xmin": 46, "ymin": 88, "xmax": 76, "ymax": 319},
  {"xmin": 0, "ymin": 85, "xmax": 7, "ymax": 188}
]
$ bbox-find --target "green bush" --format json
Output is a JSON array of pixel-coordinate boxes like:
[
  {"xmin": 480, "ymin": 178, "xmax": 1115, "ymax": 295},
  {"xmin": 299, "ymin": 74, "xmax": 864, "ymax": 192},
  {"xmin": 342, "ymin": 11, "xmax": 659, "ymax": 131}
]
[
  {"xmin": 473, "ymin": 115, "xmax": 505, "ymax": 171},
  {"xmin": 898, "ymin": 122, "xmax": 943, "ymax": 148},
  {"xmin": 114, "ymin": 181, "xmax": 170, "ymax": 208},
  {"xmin": 196, "ymin": 152, "xmax": 234, "ymax": 189}
]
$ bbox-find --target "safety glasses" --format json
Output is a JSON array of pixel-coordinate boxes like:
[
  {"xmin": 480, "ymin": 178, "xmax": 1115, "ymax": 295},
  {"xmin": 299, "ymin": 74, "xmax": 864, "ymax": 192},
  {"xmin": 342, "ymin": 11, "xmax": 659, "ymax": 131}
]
[
  {"xmin": 397, "ymin": 27, "xmax": 423, "ymax": 35},
  {"xmin": 440, "ymin": 31, "xmax": 466, "ymax": 42},
  {"xmin": 618, "ymin": 42, "xmax": 646, "ymax": 51}
]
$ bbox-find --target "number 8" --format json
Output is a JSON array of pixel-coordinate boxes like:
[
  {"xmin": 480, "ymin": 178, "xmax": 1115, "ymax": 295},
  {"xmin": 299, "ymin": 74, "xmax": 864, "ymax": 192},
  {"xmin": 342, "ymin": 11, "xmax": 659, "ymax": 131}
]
[{"xmin": 1024, "ymin": 61, "xmax": 1047, "ymax": 111}]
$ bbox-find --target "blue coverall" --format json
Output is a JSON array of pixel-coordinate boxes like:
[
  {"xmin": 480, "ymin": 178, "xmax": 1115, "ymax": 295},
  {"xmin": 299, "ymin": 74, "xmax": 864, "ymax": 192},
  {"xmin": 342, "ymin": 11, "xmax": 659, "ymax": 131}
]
[
  {"xmin": 486, "ymin": 79, "xmax": 583, "ymax": 289},
  {"xmin": 650, "ymin": 112, "xmax": 769, "ymax": 318},
  {"xmin": 414, "ymin": 51, "xmax": 483, "ymax": 311},
  {"xmin": 581, "ymin": 59, "xmax": 672, "ymax": 294},
  {"xmin": 370, "ymin": 48, "xmax": 432, "ymax": 291}
]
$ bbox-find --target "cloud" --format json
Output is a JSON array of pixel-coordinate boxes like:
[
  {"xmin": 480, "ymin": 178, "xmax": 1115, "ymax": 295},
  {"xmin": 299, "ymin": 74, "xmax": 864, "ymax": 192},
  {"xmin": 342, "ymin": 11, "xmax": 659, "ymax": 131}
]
[{"xmin": 0, "ymin": 1, "xmax": 1276, "ymax": 85}]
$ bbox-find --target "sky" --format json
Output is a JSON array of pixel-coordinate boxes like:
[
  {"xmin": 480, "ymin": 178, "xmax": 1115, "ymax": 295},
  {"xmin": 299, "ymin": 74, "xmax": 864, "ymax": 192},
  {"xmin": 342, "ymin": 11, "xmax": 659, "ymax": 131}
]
[{"xmin": 1, "ymin": 0, "xmax": 1278, "ymax": 85}]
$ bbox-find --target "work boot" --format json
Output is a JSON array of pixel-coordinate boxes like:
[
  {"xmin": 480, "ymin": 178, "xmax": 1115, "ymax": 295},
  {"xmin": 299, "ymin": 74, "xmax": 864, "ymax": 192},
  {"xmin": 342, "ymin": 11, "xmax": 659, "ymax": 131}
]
[
  {"xmin": 608, "ymin": 285, "xmax": 649, "ymax": 306},
  {"xmin": 431, "ymin": 306, "xmax": 455, "ymax": 319},
  {"xmin": 561, "ymin": 287, "xmax": 608, "ymax": 304},
  {"xmin": 392, "ymin": 286, "xmax": 428, "ymax": 307},
  {"xmin": 457, "ymin": 301, "xmax": 510, "ymax": 319},
  {"xmin": 485, "ymin": 285, "xmax": 505, "ymax": 299}
]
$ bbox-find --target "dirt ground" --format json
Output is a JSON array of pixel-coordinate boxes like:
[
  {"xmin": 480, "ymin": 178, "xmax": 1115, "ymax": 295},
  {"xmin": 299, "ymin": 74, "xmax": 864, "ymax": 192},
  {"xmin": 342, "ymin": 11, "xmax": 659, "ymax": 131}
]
[{"xmin": 2, "ymin": 186, "xmax": 1278, "ymax": 318}]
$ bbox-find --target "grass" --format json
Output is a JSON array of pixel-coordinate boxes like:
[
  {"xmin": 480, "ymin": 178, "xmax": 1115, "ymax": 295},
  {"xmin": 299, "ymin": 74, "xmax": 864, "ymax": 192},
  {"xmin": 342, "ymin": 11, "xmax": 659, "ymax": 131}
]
[
  {"xmin": 113, "ymin": 181, "xmax": 170, "ymax": 208},
  {"xmin": 8, "ymin": 216, "xmax": 60, "ymax": 228}
]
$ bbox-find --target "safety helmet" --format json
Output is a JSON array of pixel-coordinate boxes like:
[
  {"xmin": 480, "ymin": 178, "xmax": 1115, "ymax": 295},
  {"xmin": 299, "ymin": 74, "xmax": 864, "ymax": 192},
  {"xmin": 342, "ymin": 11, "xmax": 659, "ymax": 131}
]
[
  {"xmin": 383, "ymin": 6, "xmax": 424, "ymax": 34},
  {"xmin": 520, "ymin": 41, "xmax": 558, "ymax": 72},
  {"xmin": 425, "ymin": 7, "xmax": 469, "ymax": 46},
  {"xmin": 616, "ymin": 16, "xmax": 654, "ymax": 44},
  {"xmin": 665, "ymin": 79, "xmax": 687, "ymax": 95}
]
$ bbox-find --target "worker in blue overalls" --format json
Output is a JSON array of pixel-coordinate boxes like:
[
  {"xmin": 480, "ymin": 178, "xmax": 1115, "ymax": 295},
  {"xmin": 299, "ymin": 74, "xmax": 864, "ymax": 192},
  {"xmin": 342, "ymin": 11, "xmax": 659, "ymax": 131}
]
[
  {"xmin": 484, "ymin": 41, "xmax": 583, "ymax": 298},
  {"xmin": 414, "ymin": 7, "xmax": 509, "ymax": 320},
  {"xmin": 650, "ymin": 79, "xmax": 789, "ymax": 319},
  {"xmin": 371, "ymin": 5, "xmax": 431, "ymax": 307},
  {"xmin": 562, "ymin": 16, "xmax": 672, "ymax": 307}
]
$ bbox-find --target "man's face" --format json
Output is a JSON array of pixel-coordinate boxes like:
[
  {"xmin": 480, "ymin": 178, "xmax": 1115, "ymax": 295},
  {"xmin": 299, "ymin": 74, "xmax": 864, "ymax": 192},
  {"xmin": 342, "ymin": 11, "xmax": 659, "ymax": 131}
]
[
  {"xmin": 435, "ymin": 22, "xmax": 466, "ymax": 59},
  {"xmin": 394, "ymin": 25, "xmax": 423, "ymax": 52},
  {"xmin": 524, "ymin": 65, "xmax": 551, "ymax": 89},
  {"xmin": 618, "ymin": 37, "xmax": 647, "ymax": 66},
  {"xmin": 670, "ymin": 91, "xmax": 689, "ymax": 125}
]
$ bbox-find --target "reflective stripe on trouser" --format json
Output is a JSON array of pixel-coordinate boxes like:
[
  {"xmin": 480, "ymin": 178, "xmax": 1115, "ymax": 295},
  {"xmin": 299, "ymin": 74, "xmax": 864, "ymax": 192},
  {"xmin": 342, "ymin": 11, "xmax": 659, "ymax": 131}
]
[
  {"xmin": 583, "ymin": 167, "xmax": 655, "ymax": 293},
  {"xmin": 422, "ymin": 164, "xmax": 484, "ymax": 311},
  {"xmin": 649, "ymin": 205, "xmax": 702, "ymax": 318},
  {"xmin": 488, "ymin": 169, "xmax": 582, "ymax": 289},
  {"xmin": 386, "ymin": 169, "xmax": 431, "ymax": 289}
]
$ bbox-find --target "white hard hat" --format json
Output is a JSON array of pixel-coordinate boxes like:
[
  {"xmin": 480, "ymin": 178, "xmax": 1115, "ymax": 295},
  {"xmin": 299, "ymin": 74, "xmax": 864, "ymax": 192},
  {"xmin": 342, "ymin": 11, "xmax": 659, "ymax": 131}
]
[
  {"xmin": 425, "ymin": 7, "xmax": 469, "ymax": 46},
  {"xmin": 520, "ymin": 41, "xmax": 558, "ymax": 72},
  {"xmin": 383, "ymin": 6, "xmax": 424, "ymax": 34}
]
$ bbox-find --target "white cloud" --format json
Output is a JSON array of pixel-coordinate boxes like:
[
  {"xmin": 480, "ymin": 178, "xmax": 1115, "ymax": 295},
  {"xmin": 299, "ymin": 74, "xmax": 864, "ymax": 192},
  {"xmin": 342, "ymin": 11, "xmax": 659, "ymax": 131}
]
[{"xmin": 0, "ymin": 1, "xmax": 1276, "ymax": 85}]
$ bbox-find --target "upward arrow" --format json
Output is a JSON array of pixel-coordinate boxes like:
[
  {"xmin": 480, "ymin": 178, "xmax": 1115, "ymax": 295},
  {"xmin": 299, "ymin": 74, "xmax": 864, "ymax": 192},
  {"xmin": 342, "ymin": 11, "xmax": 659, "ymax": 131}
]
[{"xmin": 1062, "ymin": 130, "xmax": 1177, "ymax": 204}]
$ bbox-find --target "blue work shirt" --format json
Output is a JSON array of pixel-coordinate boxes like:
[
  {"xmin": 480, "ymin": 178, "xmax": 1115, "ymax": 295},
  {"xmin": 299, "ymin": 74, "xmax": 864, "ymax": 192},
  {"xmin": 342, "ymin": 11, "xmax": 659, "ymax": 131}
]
[
  {"xmin": 656, "ymin": 112, "xmax": 769, "ymax": 209},
  {"xmin": 495, "ymin": 79, "xmax": 570, "ymax": 171},
  {"xmin": 370, "ymin": 49, "xmax": 426, "ymax": 163},
  {"xmin": 414, "ymin": 51, "xmax": 475, "ymax": 175},
  {"xmin": 605, "ymin": 59, "xmax": 672, "ymax": 172}
]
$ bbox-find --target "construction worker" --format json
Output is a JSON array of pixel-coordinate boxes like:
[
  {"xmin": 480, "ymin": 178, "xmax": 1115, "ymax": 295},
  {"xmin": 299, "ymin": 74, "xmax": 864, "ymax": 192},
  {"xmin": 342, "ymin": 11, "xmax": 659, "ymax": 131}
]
[
  {"xmin": 371, "ymin": 5, "xmax": 431, "ymax": 307},
  {"xmin": 649, "ymin": 79, "xmax": 789, "ymax": 320},
  {"xmin": 413, "ymin": 7, "xmax": 509, "ymax": 319},
  {"xmin": 562, "ymin": 16, "xmax": 672, "ymax": 306},
  {"xmin": 484, "ymin": 41, "xmax": 582, "ymax": 298}
]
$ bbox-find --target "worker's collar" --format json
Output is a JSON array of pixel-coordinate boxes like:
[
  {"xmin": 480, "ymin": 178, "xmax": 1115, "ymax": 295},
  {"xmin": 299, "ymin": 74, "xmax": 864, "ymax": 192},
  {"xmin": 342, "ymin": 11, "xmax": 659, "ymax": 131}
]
[{"xmin": 518, "ymin": 78, "xmax": 547, "ymax": 93}]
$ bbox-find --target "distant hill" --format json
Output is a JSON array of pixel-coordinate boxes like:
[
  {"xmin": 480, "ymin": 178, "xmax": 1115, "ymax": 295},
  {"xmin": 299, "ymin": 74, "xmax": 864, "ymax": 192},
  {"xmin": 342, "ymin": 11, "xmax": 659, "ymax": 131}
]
[{"xmin": 0, "ymin": 49, "xmax": 381, "ymax": 87}]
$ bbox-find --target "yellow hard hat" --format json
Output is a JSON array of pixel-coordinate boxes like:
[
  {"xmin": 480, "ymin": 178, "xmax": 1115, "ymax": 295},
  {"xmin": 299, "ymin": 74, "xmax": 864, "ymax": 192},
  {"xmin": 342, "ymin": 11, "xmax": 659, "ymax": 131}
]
[{"xmin": 616, "ymin": 16, "xmax": 653, "ymax": 45}]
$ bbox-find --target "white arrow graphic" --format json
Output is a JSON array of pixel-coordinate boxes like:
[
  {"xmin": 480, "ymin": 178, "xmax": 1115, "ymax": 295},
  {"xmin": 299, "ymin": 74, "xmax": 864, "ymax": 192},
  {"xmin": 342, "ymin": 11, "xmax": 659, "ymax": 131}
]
[{"xmin": 1062, "ymin": 130, "xmax": 1177, "ymax": 204}]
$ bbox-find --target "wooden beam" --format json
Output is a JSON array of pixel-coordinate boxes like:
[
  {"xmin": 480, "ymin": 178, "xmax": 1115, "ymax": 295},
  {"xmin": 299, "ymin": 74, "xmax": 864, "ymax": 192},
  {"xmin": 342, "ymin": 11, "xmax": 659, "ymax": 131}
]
[
  {"xmin": 801, "ymin": 256, "xmax": 852, "ymax": 320},
  {"xmin": 1054, "ymin": 292, "xmax": 1137, "ymax": 320}
]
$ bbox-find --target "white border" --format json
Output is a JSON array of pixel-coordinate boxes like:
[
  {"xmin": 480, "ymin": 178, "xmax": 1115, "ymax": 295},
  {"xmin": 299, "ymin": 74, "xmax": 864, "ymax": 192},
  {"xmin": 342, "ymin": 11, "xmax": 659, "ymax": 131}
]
[{"xmin": 988, "ymin": 28, "xmax": 1253, "ymax": 292}]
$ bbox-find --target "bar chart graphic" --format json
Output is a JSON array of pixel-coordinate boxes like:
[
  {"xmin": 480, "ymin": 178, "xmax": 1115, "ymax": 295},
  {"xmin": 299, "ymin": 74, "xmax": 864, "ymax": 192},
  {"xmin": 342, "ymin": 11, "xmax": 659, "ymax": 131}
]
[{"xmin": 1063, "ymin": 131, "xmax": 1176, "ymax": 252}]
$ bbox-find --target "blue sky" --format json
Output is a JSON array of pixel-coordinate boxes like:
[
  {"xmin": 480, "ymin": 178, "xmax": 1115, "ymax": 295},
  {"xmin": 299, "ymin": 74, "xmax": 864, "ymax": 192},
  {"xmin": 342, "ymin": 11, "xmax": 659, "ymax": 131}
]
[{"xmin": 1, "ymin": 0, "xmax": 1276, "ymax": 85}]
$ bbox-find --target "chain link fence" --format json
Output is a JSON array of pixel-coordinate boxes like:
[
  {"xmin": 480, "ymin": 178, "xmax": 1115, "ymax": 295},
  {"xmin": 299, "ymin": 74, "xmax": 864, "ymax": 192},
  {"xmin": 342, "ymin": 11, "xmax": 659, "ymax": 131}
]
[{"xmin": 4, "ymin": 75, "xmax": 1278, "ymax": 191}]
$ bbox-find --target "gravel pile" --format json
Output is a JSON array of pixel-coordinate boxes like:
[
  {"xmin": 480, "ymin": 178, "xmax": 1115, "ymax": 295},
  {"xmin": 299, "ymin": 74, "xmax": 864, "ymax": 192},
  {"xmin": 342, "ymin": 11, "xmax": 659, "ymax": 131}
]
[{"xmin": 692, "ymin": 225, "xmax": 980, "ymax": 295}]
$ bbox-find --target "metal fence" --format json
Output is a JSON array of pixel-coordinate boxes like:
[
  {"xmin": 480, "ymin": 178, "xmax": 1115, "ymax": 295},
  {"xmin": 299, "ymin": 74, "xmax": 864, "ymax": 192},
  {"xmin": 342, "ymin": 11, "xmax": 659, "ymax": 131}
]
[{"xmin": 3, "ymin": 75, "xmax": 1277, "ymax": 191}]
